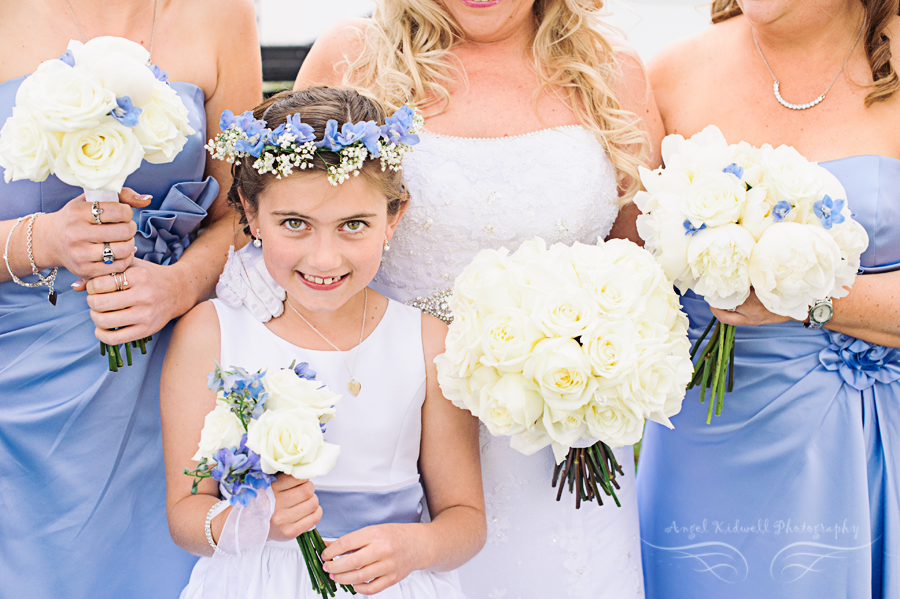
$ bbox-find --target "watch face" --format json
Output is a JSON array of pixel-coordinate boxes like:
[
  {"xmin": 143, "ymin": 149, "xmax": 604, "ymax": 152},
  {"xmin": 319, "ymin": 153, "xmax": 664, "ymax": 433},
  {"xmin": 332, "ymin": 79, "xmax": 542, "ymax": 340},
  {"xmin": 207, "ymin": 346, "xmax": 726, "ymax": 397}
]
[{"xmin": 811, "ymin": 303, "xmax": 833, "ymax": 323}]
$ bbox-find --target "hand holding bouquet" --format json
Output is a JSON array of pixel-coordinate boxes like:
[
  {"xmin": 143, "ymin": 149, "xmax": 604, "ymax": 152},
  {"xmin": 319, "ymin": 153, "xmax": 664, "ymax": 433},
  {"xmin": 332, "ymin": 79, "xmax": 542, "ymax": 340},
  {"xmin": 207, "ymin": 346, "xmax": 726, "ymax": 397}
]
[
  {"xmin": 0, "ymin": 37, "xmax": 195, "ymax": 370},
  {"xmin": 185, "ymin": 361, "xmax": 354, "ymax": 598},
  {"xmin": 435, "ymin": 237, "xmax": 693, "ymax": 507},
  {"xmin": 634, "ymin": 126, "xmax": 869, "ymax": 421}
]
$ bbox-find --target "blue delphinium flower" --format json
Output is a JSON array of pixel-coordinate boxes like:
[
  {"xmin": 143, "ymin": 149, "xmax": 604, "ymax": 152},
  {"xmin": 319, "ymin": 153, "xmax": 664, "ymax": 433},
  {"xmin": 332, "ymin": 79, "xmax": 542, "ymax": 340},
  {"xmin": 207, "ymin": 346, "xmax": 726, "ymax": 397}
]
[
  {"xmin": 683, "ymin": 220, "xmax": 707, "ymax": 236},
  {"xmin": 110, "ymin": 96, "xmax": 142, "ymax": 127},
  {"xmin": 286, "ymin": 114, "xmax": 316, "ymax": 143},
  {"xmin": 294, "ymin": 362, "xmax": 317, "ymax": 381},
  {"xmin": 219, "ymin": 110, "xmax": 236, "ymax": 132},
  {"xmin": 380, "ymin": 105, "xmax": 420, "ymax": 146},
  {"xmin": 316, "ymin": 119, "xmax": 382, "ymax": 155},
  {"xmin": 772, "ymin": 201, "xmax": 792, "ymax": 222},
  {"xmin": 266, "ymin": 123, "xmax": 286, "ymax": 146},
  {"xmin": 722, "ymin": 163, "xmax": 744, "ymax": 180},
  {"xmin": 813, "ymin": 195, "xmax": 846, "ymax": 230},
  {"xmin": 149, "ymin": 64, "xmax": 169, "ymax": 83},
  {"xmin": 58, "ymin": 50, "xmax": 75, "ymax": 67},
  {"xmin": 211, "ymin": 436, "xmax": 276, "ymax": 506},
  {"xmin": 236, "ymin": 136, "xmax": 266, "ymax": 157}
]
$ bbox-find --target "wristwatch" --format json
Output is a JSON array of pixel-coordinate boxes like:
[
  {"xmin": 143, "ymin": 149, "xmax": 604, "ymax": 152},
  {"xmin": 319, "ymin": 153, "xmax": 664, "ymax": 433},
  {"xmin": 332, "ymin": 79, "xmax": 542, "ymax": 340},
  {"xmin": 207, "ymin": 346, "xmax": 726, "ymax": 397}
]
[{"xmin": 805, "ymin": 298, "xmax": 834, "ymax": 329}]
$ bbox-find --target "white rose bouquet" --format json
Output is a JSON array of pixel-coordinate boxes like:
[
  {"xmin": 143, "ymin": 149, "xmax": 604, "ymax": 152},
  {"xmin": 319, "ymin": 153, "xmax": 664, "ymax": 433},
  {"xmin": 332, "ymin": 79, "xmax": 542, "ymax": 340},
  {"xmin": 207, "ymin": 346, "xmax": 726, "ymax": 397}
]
[
  {"xmin": 435, "ymin": 237, "xmax": 693, "ymax": 508},
  {"xmin": 635, "ymin": 125, "xmax": 869, "ymax": 422},
  {"xmin": 185, "ymin": 361, "xmax": 353, "ymax": 599},
  {"xmin": 0, "ymin": 37, "xmax": 195, "ymax": 371}
]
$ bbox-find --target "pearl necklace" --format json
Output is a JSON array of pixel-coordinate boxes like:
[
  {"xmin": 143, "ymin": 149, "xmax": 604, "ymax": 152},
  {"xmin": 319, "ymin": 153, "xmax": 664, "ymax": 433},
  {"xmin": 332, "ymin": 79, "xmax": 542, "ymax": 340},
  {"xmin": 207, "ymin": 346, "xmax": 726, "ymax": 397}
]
[
  {"xmin": 752, "ymin": 20, "xmax": 864, "ymax": 111},
  {"xmin": 285, "ymin": 288, "xmax": 367, "ymax": 397}
]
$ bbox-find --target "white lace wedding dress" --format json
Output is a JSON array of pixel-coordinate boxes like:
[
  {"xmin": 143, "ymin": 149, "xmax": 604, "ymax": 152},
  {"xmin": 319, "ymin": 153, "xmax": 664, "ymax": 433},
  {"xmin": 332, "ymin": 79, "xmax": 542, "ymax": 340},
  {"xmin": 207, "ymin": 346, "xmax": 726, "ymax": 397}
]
[{"xmin": 372, "ymin": 127, "xmax": 645, "ymax": 599}]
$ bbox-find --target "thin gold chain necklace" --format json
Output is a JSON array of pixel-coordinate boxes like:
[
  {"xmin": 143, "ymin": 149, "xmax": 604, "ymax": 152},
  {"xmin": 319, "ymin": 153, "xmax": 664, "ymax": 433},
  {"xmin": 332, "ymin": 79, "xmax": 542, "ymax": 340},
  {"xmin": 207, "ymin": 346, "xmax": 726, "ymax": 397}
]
[{"xmin": 285, "ymin": 288, "xmax": 368, "ymax": 397}]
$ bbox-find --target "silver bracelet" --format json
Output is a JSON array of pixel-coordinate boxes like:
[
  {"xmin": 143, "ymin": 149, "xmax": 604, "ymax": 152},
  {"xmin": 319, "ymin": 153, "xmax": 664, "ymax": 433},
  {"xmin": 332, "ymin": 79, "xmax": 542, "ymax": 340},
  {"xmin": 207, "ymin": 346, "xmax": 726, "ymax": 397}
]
[
  {"xmin": 3, "ymin": 213, "xmax": 59, "ymax": 305},
  {"xmin": 205, "ymin": 499, "xmax": 230, "ymax": 551}
]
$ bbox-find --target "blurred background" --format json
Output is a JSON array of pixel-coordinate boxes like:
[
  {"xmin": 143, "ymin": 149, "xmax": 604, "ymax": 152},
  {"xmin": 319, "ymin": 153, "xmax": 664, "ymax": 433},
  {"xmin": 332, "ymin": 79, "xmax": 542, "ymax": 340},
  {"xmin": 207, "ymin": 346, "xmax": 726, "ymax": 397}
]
[{"xmin": 254, "ymin": 0, "xmax": 714, "ymax": 91}]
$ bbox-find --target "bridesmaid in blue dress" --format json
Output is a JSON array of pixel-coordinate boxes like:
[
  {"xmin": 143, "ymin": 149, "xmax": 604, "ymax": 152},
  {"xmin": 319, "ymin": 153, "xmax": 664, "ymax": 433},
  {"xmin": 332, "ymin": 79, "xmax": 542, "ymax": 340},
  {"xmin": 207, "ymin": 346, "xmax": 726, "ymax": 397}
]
[
  {"xmin": 0, "ymin": 1, "xmax": 261, "ymax": 598},
  {"xmin": 638, "ymin": 1, "xmax": 900, "ymax": 598}
]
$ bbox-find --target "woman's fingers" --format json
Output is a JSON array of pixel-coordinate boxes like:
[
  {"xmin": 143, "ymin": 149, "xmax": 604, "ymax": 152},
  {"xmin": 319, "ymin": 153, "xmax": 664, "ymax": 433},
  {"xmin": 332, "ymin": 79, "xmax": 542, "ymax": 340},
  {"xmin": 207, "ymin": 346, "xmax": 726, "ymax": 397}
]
[
  {"xmin": 81, "ymin": 197, "xmax": 138, "ymax": 225},
  {"xmin": 117, "ymin": 187, "xmax": 153, "ymax": 208}
]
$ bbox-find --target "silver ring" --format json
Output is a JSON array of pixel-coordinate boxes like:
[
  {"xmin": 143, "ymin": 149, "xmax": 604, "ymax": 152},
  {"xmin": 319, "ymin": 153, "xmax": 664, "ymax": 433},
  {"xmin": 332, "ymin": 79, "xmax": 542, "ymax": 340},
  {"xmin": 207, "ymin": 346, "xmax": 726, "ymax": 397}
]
[
  {"xmin": 102, "ymin": 243, "xmax": 115, "ymax": 265},
  {"xmin": 724, "ymin": 307, "xmax": 737, "ymax": 312},
  {"xmin": 121, "ymin": 271, "xmax": 129, "ymax": 289},
  {"xmin": 111, "ymin": 272, "xmax": 123, "ymax": 292},
  {"xmin": 91, "ymin": 201, "xmax": 103, "ymax": 225}
]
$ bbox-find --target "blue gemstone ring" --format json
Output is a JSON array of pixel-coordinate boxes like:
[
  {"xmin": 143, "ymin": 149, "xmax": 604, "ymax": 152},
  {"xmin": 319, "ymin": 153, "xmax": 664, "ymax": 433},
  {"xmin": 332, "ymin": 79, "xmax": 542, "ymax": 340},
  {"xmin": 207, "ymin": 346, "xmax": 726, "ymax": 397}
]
[{"xmin": 102, "ymin": 243, "xmax": 115, "ymax": 265}]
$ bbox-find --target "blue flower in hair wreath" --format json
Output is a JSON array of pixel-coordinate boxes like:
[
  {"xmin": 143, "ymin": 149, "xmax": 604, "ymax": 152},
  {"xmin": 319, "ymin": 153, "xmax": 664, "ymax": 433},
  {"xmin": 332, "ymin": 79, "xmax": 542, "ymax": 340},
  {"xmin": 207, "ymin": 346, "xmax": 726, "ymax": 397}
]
[
  {"xmin": 265, "ymin": 123, "xmax": 286, "ymax": 146},
  {"xmin": 286, "ymin": 113, "xmax": 317, "ymax": 143},
  {"xmin": 316, "ymin": 119, "xmax": 382, "ymax": 156},
  {"xmin": 380, "ymin": 105, "xmax": 420, "ymax": 146}
]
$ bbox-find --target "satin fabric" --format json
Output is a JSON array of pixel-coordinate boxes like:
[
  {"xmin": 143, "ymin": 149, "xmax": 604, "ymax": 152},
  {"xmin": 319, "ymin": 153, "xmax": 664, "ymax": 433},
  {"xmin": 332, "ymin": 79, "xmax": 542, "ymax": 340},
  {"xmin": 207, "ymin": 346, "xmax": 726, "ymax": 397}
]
[
  {"xmin": 0, "ymin": 77, "xmax": 216, "ymax": 599},
  {"xmin": 638, "ymin": 156, "xmax": 900, "ymax": 598}
]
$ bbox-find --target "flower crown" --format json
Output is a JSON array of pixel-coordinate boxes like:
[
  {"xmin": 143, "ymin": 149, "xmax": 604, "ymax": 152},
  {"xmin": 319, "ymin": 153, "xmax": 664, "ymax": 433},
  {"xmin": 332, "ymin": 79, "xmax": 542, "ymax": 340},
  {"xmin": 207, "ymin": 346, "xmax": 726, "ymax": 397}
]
[{"xmin": 205, "ymin": 105, "xmax": 424, "ymax": 186}]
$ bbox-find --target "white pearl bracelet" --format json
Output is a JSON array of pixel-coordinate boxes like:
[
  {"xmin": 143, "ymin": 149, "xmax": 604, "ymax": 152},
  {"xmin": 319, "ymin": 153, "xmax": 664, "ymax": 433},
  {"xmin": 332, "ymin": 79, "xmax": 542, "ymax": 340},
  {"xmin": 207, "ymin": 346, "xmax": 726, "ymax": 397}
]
[{"xmin": 205, "ymin": 499, "xmax": 230, "ymax": 551}]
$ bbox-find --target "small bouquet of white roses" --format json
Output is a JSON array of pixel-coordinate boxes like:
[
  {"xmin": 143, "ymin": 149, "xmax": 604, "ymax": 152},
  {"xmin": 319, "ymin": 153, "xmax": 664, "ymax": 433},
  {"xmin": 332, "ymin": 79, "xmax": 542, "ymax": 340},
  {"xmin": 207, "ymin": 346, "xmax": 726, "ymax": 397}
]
[
  {"xmin": 185, "ymin": 361, "xmax": 354, "ymax": 599},
  {"xmin": 435, "ymin": 237, "xmax": 692, "ymax": 507},
  {"xmin": 0, "ymin": 36, "xmax": 195, "ymax": 370},
  {"xmin": 634, "ymin": 125, "xmax": 869, "ymax": 422}
]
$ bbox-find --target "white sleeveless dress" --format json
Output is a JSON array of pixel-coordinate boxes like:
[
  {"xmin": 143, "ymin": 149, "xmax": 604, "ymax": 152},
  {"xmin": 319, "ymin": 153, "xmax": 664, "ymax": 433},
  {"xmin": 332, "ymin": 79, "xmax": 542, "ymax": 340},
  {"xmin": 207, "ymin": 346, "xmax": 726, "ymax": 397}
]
[
  {"xmin": 179, "ymin": 298, "xmax": 466, "ymax": 599},
  {"xmin": 372, "ymin": 127, "xmax": 645, "ymax": 599}
]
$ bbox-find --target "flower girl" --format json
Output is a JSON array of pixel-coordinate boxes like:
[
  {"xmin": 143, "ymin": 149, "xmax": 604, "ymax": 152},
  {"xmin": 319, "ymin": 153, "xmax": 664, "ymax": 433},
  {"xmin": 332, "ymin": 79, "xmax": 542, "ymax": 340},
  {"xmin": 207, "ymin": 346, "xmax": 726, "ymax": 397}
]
[{"xmin": 160, "ymin": 87, "xmax": 485, "ymax": 598}]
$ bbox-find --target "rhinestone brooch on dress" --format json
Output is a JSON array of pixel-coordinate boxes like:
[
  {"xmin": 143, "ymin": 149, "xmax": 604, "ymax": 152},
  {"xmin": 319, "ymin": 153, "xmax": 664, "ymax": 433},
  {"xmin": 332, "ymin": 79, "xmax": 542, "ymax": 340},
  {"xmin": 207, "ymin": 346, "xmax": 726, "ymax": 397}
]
[{"xmin": 405, "ymin": 288, "xmax": 453, "ymax": 324}]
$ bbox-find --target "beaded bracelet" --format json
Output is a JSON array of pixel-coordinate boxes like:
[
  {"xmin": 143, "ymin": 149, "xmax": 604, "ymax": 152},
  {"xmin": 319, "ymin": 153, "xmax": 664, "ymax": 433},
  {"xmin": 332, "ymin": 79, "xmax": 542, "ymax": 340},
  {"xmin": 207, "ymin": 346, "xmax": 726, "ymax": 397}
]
[{"xmin": 205, "ymin": 499, "xmax": 230, "ymax": 551}]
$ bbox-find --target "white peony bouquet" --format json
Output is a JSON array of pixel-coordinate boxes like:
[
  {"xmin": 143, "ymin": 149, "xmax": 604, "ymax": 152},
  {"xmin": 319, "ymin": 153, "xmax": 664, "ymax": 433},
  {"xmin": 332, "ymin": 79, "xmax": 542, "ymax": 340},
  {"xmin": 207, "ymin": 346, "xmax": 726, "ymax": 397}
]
[
  {"xmin": 0, "ymin": 36, "xmax": 194, "ymax": 191},
  {"xmin": 185, "ymin": 361, "xmax": 353, "ymax": 599},
  {"xmin": 435, "ymin": 237, "xmax": 693, "ymax": 507},
  {"xmin": 635, "ymin": 125, "xmax": 869, "ymax": 422},
  {"xmin": 0, "ymin": 36, "xmax": 195, "ymax": 371}
]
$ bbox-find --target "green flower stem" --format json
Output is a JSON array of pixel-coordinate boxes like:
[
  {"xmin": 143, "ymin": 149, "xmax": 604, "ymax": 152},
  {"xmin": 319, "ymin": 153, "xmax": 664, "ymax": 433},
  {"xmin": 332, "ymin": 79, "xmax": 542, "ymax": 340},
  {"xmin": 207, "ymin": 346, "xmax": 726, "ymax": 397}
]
[
  {"xmin": 552, "ymin": 443, "xmax": 622, "ymax": 508},
  {"xmin": 98, "ymin": 336, "xmax": 153, "ymax": 372},
  {"xmin": 297, "ymin": 528, "xmax": 356, "ymax": 598},
  {"xmin": 689, "ymin": 317, "xmax": 737, "ymax": 423}
]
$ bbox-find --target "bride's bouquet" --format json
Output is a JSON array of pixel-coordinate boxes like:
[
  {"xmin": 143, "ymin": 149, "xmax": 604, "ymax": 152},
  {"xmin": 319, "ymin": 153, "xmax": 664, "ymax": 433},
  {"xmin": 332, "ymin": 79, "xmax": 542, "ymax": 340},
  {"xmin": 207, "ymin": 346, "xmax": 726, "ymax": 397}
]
[
  {"xmin": 435, "ymin": 237, "xmax": 692, "ymax": 507},
  {"xmin": 0, "ymin": 36, "xmax": 195, "ymax": 370},
  {"xmin": 185, "ymin": 361, "xmax": 354, "ymax": 599},
  {"xmin": 634, "ymin": 126, "xmax": 869, "ymax": 422}
]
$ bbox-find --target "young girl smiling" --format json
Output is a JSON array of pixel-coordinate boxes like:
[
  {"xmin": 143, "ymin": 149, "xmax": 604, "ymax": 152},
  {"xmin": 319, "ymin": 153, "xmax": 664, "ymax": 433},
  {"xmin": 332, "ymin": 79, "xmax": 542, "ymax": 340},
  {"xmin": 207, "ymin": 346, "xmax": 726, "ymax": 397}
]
[{"xmin": 161, "ymin": 87, "xmax": 485, "ymax": 598}]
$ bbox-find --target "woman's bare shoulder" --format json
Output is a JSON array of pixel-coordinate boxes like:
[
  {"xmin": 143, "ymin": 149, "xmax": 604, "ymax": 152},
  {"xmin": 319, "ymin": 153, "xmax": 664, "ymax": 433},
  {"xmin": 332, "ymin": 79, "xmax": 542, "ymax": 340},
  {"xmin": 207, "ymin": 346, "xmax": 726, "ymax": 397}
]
[{"xmin": 295, "ymin": 18, "xmax": 373, "ymax": 88}]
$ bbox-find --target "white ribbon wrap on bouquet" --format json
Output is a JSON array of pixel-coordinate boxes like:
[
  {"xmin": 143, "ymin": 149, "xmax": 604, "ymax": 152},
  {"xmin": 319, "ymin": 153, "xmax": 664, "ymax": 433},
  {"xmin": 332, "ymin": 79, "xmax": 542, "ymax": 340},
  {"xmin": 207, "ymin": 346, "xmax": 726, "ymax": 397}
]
[
  {"xmin": 201, "ymin": 487, "xmax": 276, "ymax": 599},
  {"xmin": 84, "ymin": 188, "xmax": 119, "ymax": 203}
]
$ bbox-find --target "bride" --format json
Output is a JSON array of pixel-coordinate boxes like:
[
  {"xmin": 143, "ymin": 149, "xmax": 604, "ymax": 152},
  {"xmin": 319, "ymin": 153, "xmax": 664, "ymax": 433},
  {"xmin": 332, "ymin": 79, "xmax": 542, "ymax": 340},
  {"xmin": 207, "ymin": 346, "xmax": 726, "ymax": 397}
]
[{"xmin": 221, "ymin": 1, "xmax": 663, "ymax": 597}]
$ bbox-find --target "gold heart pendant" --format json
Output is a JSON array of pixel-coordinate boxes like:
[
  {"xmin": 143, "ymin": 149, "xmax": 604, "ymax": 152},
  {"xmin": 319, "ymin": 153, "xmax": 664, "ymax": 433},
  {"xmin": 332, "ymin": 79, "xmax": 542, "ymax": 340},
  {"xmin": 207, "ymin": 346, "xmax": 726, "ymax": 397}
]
[{"xmin": 347, "ymin": 379, "xmax": 362, "ymax": 397}]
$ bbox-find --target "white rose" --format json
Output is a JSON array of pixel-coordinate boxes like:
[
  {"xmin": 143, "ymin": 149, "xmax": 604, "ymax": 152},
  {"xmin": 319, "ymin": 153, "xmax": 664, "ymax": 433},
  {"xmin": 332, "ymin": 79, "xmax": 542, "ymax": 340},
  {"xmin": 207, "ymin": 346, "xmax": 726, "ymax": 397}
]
[
  {"xmin": 523, "ymin": 337, "xmax": 597, "ymax": 412},
  {"xmin": 660, "ymin": 125, "xmax": 732, "ymax": 179},
  {"xmin": 686, "ymin": 224, "xmax": 756, "ymax": 309},
  {"xmin": 827, "ymin": 218, "xmax": 869, "ymax": 297},
  {"xmin": 530, "ymin": 287, "xmax": 599, "ymax": 339},
  {"xmin": 748, "ymin": 221, "xmax": 842, "ymax": 319},
  {"xmin": 627, "ymin": 348, "xmax": 692, "ymax": 427},
  {"xmin": 582, "ymin": 320, "xmax": 638, "ymax": 382},
  {"xmin": 638, "ymin": 284, "xmax": 683, "ymax": 331},
  {"xmin": 454, "ymin": 247, "xmax": 520, "ymax": 313},
  {"xmin": 192, "ymin": 402, "xmax": 245, "ymax": 462},
  {"xmin": 440, "ymin": 301, "xmax": 484, "ymax": 379},
  {"xmin": 54, "ymin": 120, "xmax": 145, "ymax": 190},
  {"xmin": 639, "ymin": 163, "xmax": 691, "ymax": 196},
  {"xmin": 478, "ymin": 373, "xmax": 545, "ymax": 436},
  {"xmin": 739, "ymin": 186, "xmax": 778, "ymax": 240},
  {"xmin": 569, "ymin": 241, "xmax": 614, "ymax": 282},
  {"xmin": 68, "ymin": 37, "xmax": 156, "ymax": 106},
  {"xmin": 602, "ymin": 238, "xmax": 666, "ymax": 294},
  {"xmin": 517, "ymin": 241, "xmax": 580, "ymax": 311},
  {"xmin": 636, "ymin": 201, "xmax": 692, "ymax": 284},
  {"xmin": 262, "ymin": 369, "xmax": 341, "ymax": 422},
  {"xmin": 134, "ymin": 81, "xmax": 195, "ymax": 163},
  {"xmin": 435, "ymin": 359, "xmax": 500, "ymax": 414},
  {"xmin": 683, "ymin": 171, "xmax": 747, "ymax": 229},
  {"xmin": 478, "ymin": 307, "xmax": 545, "ymax": 373},
  {"xmin": 507, "ymin": 236, "xmax": 546, "ymax": 265},
  {"xmin": 17, "ymin": 59, "xmax": 116, "ymax": 133},
  {"xmin": 583, "ymin": 265, "xmax": 643, "ymax": 320},
  {"xmin": 541, "ymin": 404, "xmax": 589, "ymax": 450},
  {"xmin": 245, "ymin": 406, "xmax": 341, "ymax": 478},
  {"xmin": 760, "ymin": 144, "xmax": 823, "ymax": 208},
  {"xmin": 0, "ymin": 107, "xmax": 60, "ymax": 183},
  {"xmin": 584, "ymin": 395, "xmax": 644, "ymax": 448},
  {"xmin": 730, "ymin": 141, "xmax": 764, "ymax": 188}
]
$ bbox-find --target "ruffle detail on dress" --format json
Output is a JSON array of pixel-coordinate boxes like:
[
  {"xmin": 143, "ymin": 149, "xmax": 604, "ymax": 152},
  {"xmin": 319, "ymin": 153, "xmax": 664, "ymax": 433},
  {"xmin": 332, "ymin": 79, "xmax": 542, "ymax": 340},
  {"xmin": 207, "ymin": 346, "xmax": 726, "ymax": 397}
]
[
  {"xmin": 135, "ymin": 176, "xmax": 219, "ymax": 265},
  {"xmin": 819, "ymin": 332, "xmax": 900, "ymax": 390}
]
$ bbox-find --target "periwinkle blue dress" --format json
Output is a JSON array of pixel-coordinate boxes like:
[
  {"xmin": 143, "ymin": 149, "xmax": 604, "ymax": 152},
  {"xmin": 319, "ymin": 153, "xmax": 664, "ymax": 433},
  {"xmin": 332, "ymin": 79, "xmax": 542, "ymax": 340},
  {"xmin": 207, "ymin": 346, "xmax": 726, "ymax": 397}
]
[
  {"xmin": 638, "ymin": 156, "xmax": 900, "ymax": 598},
  {"xmin": 0, "ymin": 77, "xmax": 218, "ymax": 599}
]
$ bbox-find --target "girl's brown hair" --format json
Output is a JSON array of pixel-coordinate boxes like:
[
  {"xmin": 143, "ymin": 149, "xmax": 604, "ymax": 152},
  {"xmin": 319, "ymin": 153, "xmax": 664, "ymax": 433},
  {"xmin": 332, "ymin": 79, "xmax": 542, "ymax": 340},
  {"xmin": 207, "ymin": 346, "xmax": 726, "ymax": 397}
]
[
  {"xmin": 711, "ymin": 0, "xmax": 900, "ymax": 106},
  {"xmin": 227, "ymin": 87, "xmax": 407, "ymax": 236}
]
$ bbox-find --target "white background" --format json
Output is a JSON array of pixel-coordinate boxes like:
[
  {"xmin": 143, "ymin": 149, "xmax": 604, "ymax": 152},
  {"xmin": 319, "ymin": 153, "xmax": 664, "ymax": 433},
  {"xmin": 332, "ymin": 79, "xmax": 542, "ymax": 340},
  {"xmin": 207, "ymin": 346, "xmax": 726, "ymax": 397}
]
[{"xmin": 254, "ymin": 0, "xmax": 713, "ymax": 63}]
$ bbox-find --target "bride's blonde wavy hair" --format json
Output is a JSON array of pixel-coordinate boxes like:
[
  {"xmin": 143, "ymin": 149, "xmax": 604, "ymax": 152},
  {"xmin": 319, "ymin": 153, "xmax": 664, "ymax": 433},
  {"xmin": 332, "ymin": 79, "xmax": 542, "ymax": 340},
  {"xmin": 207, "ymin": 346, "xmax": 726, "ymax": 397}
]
[
  {"xmin": 341, "ymin": 0, "xmax": 650, "ymax": 202},
  {"xmin": 711, "ymin": 0, "xmax": 900, "ymax": 106}
]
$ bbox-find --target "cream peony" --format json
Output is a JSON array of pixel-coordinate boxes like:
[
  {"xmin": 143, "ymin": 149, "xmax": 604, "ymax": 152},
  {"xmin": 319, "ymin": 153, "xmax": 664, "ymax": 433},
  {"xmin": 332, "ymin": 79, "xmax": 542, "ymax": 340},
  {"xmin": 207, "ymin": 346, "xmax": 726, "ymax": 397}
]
[
  {"xmin": 53, "ymin": 120, "xmax": 145, "ymax": 190},
  {"xmin": 134, "ymin": 81, "xmax": 195, "ymax": 163},
  {"xmin": 246, "ymin": 406, "xmax": 341, "ymax": 478},
  {"xmin": 0, "ymin": 107, "xmax": 60, "ymax": 183},
  {"xmin": 686, "ymin": 224, "xmax": 757, "ymax": 310},
  {"xmin": 828, "ymin": 218, "xmax": 869, "ymax": 298},
  {"xmin": 748, "ymin": 222, "xmax": 842, "ymax": 320},
  {"xmin": 192, "ymin": 402, "xmax": 244, "ymax": 462},
  {"xmin": 760, "ymin": 144, "xmax": 823, "ymax": 208},
  {"xmin": 68, "ymin": 37, "xmax": 156, "ymax": 106}
]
